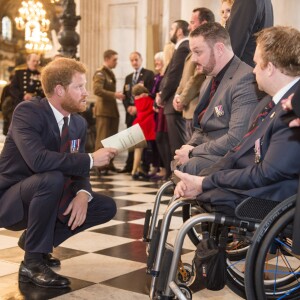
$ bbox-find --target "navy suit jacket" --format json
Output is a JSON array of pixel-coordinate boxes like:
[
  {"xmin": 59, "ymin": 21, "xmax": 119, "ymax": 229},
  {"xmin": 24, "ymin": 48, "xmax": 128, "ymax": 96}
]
[
  {"xmin": 160, "ymin": 39, "xmax": 190, "ymax": 115},
  {"xmin": 0, "ymin": 97, "xmax": 91, "ymax": 227},
  {"xmin": 226, "ymin": 0, "xmax": 273, "ymax": 67},
  {"xmin": 122, "ymin": 68, "xmax": 154, "ymax": 126},
  {"xmin": 198, "ymin": 83, "xmax": 300, "ymax": 208}
]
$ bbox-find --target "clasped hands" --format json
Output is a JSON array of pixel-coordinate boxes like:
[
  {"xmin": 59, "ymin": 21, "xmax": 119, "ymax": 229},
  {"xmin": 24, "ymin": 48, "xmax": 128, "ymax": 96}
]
[{"xmin": 174, "ymin": 144, "xmax": 194, "ymax": 165}]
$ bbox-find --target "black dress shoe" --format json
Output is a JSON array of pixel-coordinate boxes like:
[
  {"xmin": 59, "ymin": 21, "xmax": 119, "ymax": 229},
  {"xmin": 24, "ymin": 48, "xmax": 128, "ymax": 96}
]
[
  {"xmin": 19, "ymin": 261, "xmax": 70, "ymax": 288},
  {"xmin": 117, "ymin": 168, "xmax": 131, "ymax": 174},
  {"xmin": 18, "ymin": 231, "xmax": 61, "ymax": 267}
]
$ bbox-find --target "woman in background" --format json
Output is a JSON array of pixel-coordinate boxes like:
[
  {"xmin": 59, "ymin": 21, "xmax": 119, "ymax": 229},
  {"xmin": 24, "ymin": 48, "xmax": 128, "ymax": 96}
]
[{"xmin": 220, "ymin": 0, "xmax": 234, "ymax": 27}]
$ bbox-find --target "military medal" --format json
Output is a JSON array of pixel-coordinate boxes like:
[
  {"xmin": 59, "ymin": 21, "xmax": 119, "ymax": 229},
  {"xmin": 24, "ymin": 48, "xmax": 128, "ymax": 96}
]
[
  {"xmin": 254, "ymin": 138, "xmax": 261, "ymax": 163},
  {"xmin": 70, "ymin": 139, "xmax": 80, "ymax": 153},
  {"xmin": 214, "ymin": 105, "xmax": 225, "ymax": 117}
]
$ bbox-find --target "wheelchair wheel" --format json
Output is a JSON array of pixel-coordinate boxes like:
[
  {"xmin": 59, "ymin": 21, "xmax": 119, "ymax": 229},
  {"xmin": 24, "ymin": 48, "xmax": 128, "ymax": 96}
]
[
  {"xmin": 182, "ymin": 204, "xmax": 252, "ymax": 299},
  {"xmin": 174, "ymin": 285, "xmax": 192, "ymax": 299},
  {"xmin": 245, "ymin": 195, "xmax": 298, "ymax": 299},
  {"xmin": 175, "ymin": 262, "xmax": 196, "ymax": 287}
]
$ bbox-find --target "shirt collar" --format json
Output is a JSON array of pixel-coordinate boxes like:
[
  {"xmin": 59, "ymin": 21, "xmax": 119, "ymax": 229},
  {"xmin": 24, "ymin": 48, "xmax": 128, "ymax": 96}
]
[
  {"xmin": 273, "ymin": 77, "xmax": 300, "ymax": 105},
  {"xmin": 175, "ymin": 37, "xmax": 189, "ymax": 50},
  {"xmin": 48, "ymin": 101, "xmax": 70, "ymax": 127}
]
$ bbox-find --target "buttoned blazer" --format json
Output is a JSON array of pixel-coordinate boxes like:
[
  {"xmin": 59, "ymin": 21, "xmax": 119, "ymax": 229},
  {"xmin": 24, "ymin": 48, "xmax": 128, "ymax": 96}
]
[
  {"xmin": 10, "ymin": 68, "xmax": 44, "ymax": 104},
  {"xmin": 160, "ymin": 40, "xmax": 190, "ymax": 115},
  {"xmin": 189, "ymin": 56, "xmax": 259, "ymax": 159},
  {"xmin": 226, "ymin": 0, "xmax": 273, "ymax": 67},
  {"xmin": 175, "ymin": 52, "xmax": 206, "ymax": 120},
  {"xmin": 93, "ymin": 66, "xmax": 119, "ymax": 118},
  {"xmin": 199, "ymin": 84, "xmax": 300, "ymax": 207},
  {"xmin": 0, "ymin": 97, "xmax": 91, "ymax": 227},
  {"xmin": 122, "ymin": 68, "xmax": 154, "ymax": 125}
]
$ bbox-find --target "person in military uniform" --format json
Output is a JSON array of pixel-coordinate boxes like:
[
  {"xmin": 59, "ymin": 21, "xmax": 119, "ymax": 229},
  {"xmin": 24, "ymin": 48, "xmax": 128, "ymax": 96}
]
[
  {"xmin": 93, "ymin": 49, "xmax": 124, "ymax": 174},
  {"xmin": 10, "ymin": 53, "xmax": 44, "ymax": 106}
]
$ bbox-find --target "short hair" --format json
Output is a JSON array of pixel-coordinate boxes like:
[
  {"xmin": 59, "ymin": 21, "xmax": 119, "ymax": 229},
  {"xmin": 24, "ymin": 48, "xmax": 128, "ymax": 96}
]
[
  {"xmin": 190, "ymin": 22, "xmax": 231, "ymax": 49},
  {"xmin": 130, "ymin": 51, "xmax": 142, "ymax": 59},
  {"xmin": 193, "ymin": 7, "xmax": 215, "ymax": 23},
  {"xmin": 103, "ymin": 49, "xmax": 118, "ymax": 60},
  {"xmin": 154, "ymin": 51, "xmax": 164, "ymax": 62},
  {"xmin": 27, "ymin": 53, "xmax": 39, "ymax": 62},
  {"xmin": 132, "ymin": 84, "xmax": 149, "ymax": 97},
  {"xmin": 256, "ymin": 26, "xmax": 300, "ymax": 76},
  {"xmin": 41, "ymin": 58, "xmax": 87, "ymax": 97},
  {"xmin": 221, "ymin": 0, "xmax": 235, "ymax": 5},
  {"xmin": 174, "ymin": 20, "xmax": 190, "ymax": 37}
]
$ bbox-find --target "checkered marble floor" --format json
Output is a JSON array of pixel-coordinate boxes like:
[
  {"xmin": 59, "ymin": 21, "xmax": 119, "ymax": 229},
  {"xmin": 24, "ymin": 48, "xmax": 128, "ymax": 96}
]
[{"xmin": 0, "ymin": 118, "xmax": 242, "ymax": 300}]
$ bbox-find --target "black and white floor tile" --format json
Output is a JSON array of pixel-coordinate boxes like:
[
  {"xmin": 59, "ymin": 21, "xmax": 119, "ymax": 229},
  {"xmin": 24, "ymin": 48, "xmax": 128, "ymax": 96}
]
[{"xmin": 0, "ymin": 118, "xmax": 242, "ymax": 300}]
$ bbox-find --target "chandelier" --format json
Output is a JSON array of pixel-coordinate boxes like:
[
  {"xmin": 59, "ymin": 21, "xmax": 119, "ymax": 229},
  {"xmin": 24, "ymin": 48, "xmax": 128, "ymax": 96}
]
[{"xmin": 15, "ymin": 0, "xmax": 52, "ymax": 53}]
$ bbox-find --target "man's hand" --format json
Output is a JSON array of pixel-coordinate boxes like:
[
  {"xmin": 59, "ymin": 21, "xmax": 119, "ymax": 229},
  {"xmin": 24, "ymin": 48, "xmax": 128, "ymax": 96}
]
[
  {"xmin": 155, "ymin": 93, "xmax": 164, "ymax": 108},
  {"xmin": 115, "ymin": 92, "xmax": 125, "ymax": 100},
  {"xmin": 173, "ymin": 95, "xmax": 184, "ymax": 112},
  {"xmin": 64, "ymin": 192, "xmax": 89, "ymax": 230},
  {"xmin": 174, "ymin": 170, "xmax": 204, "ymax": 198},
  {"xmin": 174, "ymin": 145, "xmax": 194, "ymax": 165},
  {"xmin": 23, "ymin": 93, "xmax": 34, "ymax": 101},
  {"xmin": 127, "ymin": 106, "xmax": 137, "ymax": 116},
  {"xmin": 93, "ymin": 148, "xmax": 118, "ymax": 167}
]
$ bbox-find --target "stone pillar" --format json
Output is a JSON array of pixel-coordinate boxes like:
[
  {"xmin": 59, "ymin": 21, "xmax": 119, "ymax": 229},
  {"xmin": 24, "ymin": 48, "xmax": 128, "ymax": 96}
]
[{"xmin": 57, "ymin": 0, "xmax": 81, "ymax": 58}]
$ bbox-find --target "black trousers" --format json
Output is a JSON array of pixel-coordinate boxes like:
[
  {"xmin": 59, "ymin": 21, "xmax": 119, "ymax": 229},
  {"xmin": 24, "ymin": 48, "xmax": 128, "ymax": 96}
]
[{"xmin": 5, "ymin": 171, "xmax": 116, "ymax": 253}]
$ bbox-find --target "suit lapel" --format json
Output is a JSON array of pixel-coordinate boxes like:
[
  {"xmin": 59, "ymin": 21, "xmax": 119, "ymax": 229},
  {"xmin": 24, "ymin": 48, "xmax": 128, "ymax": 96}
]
[{"xmin": 201, "ymin": 57, "xmax": 240, "ymax": 125}]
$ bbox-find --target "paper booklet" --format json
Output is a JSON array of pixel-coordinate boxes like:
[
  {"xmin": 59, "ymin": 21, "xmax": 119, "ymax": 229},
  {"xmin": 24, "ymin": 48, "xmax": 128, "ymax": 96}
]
[{"xmin": 101, "ymin": 124, "xmax": 147, "ymax": 152}]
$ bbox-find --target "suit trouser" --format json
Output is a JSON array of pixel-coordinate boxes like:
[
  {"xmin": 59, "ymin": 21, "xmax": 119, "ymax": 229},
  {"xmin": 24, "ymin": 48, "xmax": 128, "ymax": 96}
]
[
  {"xmin": 165, "ymin": 113, "xmax": 187, "ymax": 156},
  {"xmin": 4, "ymin": 171, "xmax": 116, "ymax": 253},
  {"xmin": 95, "ymin": 116, "xmax": 119, "ymax": 151}
]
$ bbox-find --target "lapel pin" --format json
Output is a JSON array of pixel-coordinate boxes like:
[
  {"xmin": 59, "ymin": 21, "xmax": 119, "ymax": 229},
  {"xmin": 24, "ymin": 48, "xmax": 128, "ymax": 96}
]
[
  {"xmin": 270, "ymin": 112, "xmax": 276, "ymax": 119},
  {"xmin": 214, "ymin": 105, "xmax": 224, "ymax": 117}
]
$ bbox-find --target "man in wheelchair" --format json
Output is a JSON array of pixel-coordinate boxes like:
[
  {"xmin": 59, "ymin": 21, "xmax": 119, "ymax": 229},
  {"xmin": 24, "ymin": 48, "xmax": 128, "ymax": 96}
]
[{"xmin": 174, "ymin": 26, "xmax": 300, "ymax": 210}]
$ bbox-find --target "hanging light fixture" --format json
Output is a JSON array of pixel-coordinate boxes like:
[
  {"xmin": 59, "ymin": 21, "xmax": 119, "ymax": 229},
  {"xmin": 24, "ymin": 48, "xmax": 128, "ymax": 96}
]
[{"xmin": 15, "ymin": 0, "xmax": 52, "ymax": 53}]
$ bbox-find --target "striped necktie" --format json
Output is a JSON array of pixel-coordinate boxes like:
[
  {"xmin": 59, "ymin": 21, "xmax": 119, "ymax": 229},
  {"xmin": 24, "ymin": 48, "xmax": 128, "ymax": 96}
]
[{"xmin": 60, "ymin": 117, "xmax": 69, "ymax": 153}]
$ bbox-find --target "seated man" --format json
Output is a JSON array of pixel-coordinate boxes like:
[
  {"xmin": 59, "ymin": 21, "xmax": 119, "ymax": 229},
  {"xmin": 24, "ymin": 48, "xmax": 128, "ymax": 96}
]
[
  {"xmin": 174, "ymin": 22, "xmax": 261, "ymax": 175},
  {"xmin": 0, "ymin": 58, "xmax": 118, "ymax": 288},
  {"xmin": 174, "ymin": 26, "xmax": 300, "ymax": 209}
]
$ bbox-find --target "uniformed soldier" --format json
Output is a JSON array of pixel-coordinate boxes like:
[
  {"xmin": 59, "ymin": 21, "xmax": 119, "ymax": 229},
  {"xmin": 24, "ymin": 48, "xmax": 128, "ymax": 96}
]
[
  {"xmin": 93, "ymin": 49, "xmax": 124, "ymax": 174},
  {"xmin": 10, "ymin": 53, "xmax": 44, "ymax": 106}
]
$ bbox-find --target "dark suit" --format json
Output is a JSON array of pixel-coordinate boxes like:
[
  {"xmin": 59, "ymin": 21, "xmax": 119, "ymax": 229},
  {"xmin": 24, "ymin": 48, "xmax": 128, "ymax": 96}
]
[
  {"xmin": 198, "ymin": 83, "xmax": 300, "ymax": 209},
  {"xmin": 122, "ymin": 68, "xmax": 154, "ymax": 171},
  {"xmin": 123, "ymin": 68, "xmax": 155, "ymax": 126},
  {"xmin": 10, "ymin": 67, "xmax": 44, "ymax": 105},
  {"xmin": 160, "ymin": 39, "xmax": 190, "ymax": 155},
  {"xmin": 0, "ymin": 98, "xmax": 116, "ymax": 253},
  {"xmin": 226, "ymin": 0, "xmax": 273, "ymax": 67}
]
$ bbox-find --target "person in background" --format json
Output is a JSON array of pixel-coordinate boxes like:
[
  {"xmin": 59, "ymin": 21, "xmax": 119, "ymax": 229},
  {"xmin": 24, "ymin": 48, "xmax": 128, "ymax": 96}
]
[
  {"xmin": 282, "ymin": 82, "xmax": 300, "ymax": 128},
  {"xmin": 131, "ymin": 84, "xmax": 156, "ymax": 180},
  {"xmin": 220, "ymin": 0, "xmax": 234, "ymax": 27},
  {"xmin": 0, "ymin": 75, "xmax": 14, "ymax": 135},
  {"xmin": 173, "ymin": 7, "xmax": 215, "ymax": 140},
  {"xmin": 93, "ymin": 49, "xmax": 124, "ymax": 175},
  {"xmin": 10, "ymin": 53, "xmax": 44, "ymax": 105},
  {"xmin": 0, "ymin": 58, "xmax": 117, "ymax": 289},
  {"xmin": 157, "ymin": 20, "xmax": 190, "ymax": 158},
  {"xmin": 226, "ymin": 0, "xmax": 273, "ymax": 67},
  {"xmin": 120, "ymin": 51, "xmax": 155, "ymax": 174}
]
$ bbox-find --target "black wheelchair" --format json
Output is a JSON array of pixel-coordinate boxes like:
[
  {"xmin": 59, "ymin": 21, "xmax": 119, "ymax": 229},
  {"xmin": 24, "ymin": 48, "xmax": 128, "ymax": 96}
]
[{"xmin": 143, "ymin": 179, "xmax": 300, "ymax": 299}]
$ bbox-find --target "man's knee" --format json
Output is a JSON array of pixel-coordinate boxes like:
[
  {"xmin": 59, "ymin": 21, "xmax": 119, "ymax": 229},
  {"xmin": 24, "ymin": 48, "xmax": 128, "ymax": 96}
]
[
  {"xmin": 90, "ymin": 194, "xmax": 117, "ymax": 222},
  {"xmin": 38, "ymin": 171, "xmax": 65, "ymax": 192},
  {"xmin": 179, "ymin": 158, "xmax": 202, "ymax": 175}
]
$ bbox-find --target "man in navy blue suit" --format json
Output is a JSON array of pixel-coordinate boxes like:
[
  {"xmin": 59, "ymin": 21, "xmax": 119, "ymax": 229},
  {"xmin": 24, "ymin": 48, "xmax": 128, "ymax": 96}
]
[
  {"xmin": 174, "ymin": 26, "xmax": 300, "ymax": 208},
  {"xmin": 0, "ymin": 58, "xmax": 118, "ymax": 288}
]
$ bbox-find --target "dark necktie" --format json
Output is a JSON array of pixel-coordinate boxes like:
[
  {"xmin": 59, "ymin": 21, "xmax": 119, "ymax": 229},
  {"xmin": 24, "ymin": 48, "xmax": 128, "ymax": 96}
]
[
  {"xmin": 198, "ymin": 78, "xmax": 219, "ymax": 124},
  {"xmin": 132, "ymin": 71, "xmax": 138, "ymax": 85},
  {"xmin": 60, "ymin": 117, "xmax": 69, "ymax": 153},
  {"xmin": 58, "ymin": 116, "xmax": 72, "ymax": 222},
  {"xmin": 234, "ymin": 100, "xmax": 275, "ymax": 152}
]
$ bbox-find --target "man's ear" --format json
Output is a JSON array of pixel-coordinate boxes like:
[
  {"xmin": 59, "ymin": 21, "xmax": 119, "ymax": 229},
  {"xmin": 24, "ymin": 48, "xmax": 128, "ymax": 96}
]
[
  {"xmin": 266, "ymin": 61, "xmax": 275, "ymax": 76},
  {"xmin": 55, "ymin": 85, "xmax": 64, "ymax": 97},
  {"xmin": 214, "ymin": 42, "xmax": 225, "ymax": 57}
]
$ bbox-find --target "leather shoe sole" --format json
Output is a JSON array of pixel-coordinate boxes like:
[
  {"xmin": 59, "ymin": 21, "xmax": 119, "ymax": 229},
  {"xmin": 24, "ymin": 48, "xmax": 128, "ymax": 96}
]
[
  {"xmin": 19, "ymin": 261, "xmax": 70, "ymax": 288},
  {"xmin": 18, "ymin": 231, "xmax": 61, "ymax": 267}
]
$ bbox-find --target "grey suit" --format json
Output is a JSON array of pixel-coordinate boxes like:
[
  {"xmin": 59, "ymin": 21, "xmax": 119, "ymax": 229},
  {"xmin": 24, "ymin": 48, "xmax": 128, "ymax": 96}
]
[{"xmin": 181, "ymin": 56, "xmax": 260, "ymax": 174}]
